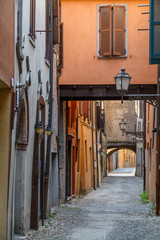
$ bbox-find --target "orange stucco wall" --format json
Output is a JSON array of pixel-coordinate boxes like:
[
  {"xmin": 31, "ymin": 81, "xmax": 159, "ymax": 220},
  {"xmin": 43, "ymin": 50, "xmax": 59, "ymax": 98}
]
[
  {"xmin": 0, "ymin": 0, "xmax": 14, "ymax": 87},
  {"xmin": 60, "ymin": 0, "xmax": 157, "ymax": 85}
]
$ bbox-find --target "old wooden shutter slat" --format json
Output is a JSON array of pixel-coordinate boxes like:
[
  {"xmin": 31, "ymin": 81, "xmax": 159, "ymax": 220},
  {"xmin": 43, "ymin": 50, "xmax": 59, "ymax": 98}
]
[
  {"xmin": 97, "ymin": 106, "xmax": 100, "ymax": 129},
  {"xmin": 30, "ymin": 0, "xmax": 33, "ymax": 33},
  {"xmin": 83, "ymin": 101, "xmax": 89, "ymax": 119},
  {"xmin": 113, "ymin": 5, "xmax": 125, "ymax": 56},
  {"xmin": 33, "ymin": 0, "xmax": 36, "ymax": 37},
  {"xmin": 59, "ymin": 22, "xmax": 63, "ymax": 68},
  {"xmin": 99, "ymin": 5, "xmax": 111, "ymax": 56},
  {"xmin": 53, "ymin": 17, "xmax": 59, "ymax": 44},
  {"xmin": 53, "ymin": 0, "xmax": 58, "ymax": 18}
]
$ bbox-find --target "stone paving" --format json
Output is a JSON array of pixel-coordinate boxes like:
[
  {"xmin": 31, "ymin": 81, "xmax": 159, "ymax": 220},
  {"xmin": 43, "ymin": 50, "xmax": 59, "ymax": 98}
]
[
  {"xmin": 27, "ymin": 176, "xmax": 160, "ymax": 240},
  {"xmin": 108, "ymin": 167, "xmax": 136, "ymax": 177}
]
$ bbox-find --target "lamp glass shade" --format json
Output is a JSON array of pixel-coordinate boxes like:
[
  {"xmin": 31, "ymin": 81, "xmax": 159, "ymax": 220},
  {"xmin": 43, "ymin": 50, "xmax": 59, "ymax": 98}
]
[
  {"xmin": 35, "ymin": 122, "xmax": 44, "ymax": 134},
  {"xmin": 45, "ymin": 125, "xmax": 52, "ymax": 136},
  {"xmin": 122, "ymin": 77, "xmax": 131, "ymax": 92},
  {"xmin": 115, "ymin": 77, "xmax": 122, "ymax": 91},
  {"xmin": 115, "ymin": 68, "xmax": 131, "ymax": 94},
  {"xmin": 119, "ymin": 119, "xmax": 127, "ymax": 131}
]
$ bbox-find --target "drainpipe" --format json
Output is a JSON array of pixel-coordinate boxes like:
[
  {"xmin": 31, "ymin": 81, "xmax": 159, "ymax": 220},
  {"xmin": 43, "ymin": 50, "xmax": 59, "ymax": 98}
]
[
  {"xmin": 100, "ymin": 101, "xmax": 103, "ymax": 179},
  {"xmin": 143, "ymin": 102, "xmax": 146, "ymax": 191},
  {"xmin": 65, "ymin": 101, "xmax": 68, "ymax": 201},
  {"xmin": 91, "ymin": 102, "xmax": 96, "ymax": 190},
  {"xmin": 95, "ymin": 102, "xmax": 99, "ymax": 187},
  {"xmin": 156, "ymin": 65, "xmax": 160, "ymax": 215},
  {"xmin": 44, "ymin": 0, "xmax": 53, "ymax": 216}
]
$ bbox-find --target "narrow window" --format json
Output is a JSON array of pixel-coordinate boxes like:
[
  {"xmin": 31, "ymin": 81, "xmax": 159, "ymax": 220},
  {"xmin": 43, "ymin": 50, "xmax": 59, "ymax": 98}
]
[{"xmin": 30, "ymin": 0, "xmax": 36, "ymax": 40}]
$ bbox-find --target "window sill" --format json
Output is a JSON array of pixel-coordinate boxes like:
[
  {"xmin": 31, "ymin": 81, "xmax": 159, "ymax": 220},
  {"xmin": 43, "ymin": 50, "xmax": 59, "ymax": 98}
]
[
  {"xmin": 45, "ymin": 58, "xmax": 50, "ymax": 68},
  {"xmin": 29, "ymin": 36, "xmax": 36, "ymax": 48},
  {"xmin": 97, "ymin": 55, "xmax": 128, "ymax": 60}
]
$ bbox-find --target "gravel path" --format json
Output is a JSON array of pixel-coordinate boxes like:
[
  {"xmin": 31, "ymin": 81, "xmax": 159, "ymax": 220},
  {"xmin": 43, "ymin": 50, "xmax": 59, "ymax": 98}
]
[{"xmin": 27, "ymin": 176, "xmax": 160, "ymax": 240}]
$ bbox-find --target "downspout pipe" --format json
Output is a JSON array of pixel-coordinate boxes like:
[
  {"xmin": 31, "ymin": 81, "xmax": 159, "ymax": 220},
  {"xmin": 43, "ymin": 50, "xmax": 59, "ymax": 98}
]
[
  {"xmin": 44, "ymin": 0, "xmax": 53, "ymax": 215},
  {"xmin": 143, "ymin": 102, "xmax": 146, "ymax": 191},
  {"xmin": 95, "ymin": 102, "xmax": 99, "ymax": 187},
  {"xmin": 91, "ymin": 102, "xmax": 96, "ymax": 190},
  {"xmin": 156, "ymin": 64, "xmax": 160, "ymax": 215}
]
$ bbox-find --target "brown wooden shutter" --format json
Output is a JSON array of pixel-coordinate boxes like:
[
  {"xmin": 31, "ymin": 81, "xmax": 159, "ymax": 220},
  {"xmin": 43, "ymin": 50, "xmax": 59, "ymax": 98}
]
[
  {"xmin": 53, "ymin": 0, "xmax": 58, "ymax": 18},
  {"xmin": 30, "ymin": 0, "xmax": 36, "ymax": 39},
  {"xmin": 53, "ymin": 0, "xmax": 59, "ymax": 45},
  {"xmin": 97, "ymin": 106, "xmax": 100, "ymax": 129},
  {"xmin": 46, "ymin": 0, "xmax": 50, "ymax": 58},
  {"xmin": 53, "ymin": 17, "xmax": 59, "ymax": 44},
  {"xmin": 59, "ymin": 23, "xmax": 63, "ymax": 68},
  {"xmin": 83, "ymin": 101, "xmax": 88, "ymax": 119},
  {"xmin": 113, "ymin": 5, "xmax": 125, "ymax": 55},
  {"xmin": 99, "ymin": 5, "xmax": 111, "ymax": 56}
]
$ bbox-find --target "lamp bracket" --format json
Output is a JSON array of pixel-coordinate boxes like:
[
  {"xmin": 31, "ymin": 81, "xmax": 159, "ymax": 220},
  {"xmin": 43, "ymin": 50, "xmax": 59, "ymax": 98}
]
[
  {"xmin": 123, "ymin": 130, "xmax": 144, "ymax": 138},
  {"xmin": 126, "ymin": 94, "xmax": 160, "ymax": 108}
]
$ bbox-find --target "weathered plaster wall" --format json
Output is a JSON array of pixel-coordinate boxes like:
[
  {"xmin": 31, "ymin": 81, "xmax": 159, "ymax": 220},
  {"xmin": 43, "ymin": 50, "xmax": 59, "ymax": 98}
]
[
  {"xmin": 10, "ymin": 0, "xmax": 51, "ymax": 236},
  {"xmin": 105, "ymin": 100, "xmax": 137, "ymax": 143}
]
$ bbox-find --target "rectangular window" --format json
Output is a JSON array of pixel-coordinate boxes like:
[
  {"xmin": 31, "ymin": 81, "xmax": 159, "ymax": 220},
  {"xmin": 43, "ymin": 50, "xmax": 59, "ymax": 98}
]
[
  {"xmin": 30, "ymin": 0, "xmax": 36, "ymax": 40},
  {"xmin": 98, "ymin": 5, "xmax": 127, "ymax": 57}
]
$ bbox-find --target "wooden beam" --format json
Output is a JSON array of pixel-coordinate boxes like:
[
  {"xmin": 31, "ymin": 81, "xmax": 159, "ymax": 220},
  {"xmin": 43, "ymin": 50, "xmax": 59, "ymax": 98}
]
[{"xmin": 60, "ymin": 84, "xmax": 157, "ymax": 101}]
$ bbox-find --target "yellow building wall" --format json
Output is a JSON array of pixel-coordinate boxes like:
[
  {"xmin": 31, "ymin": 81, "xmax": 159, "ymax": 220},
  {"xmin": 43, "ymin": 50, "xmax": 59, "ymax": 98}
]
[
  {"xmin": 118, "ymin": 149, "xmax": 136, "ymax": 168},
  {"xmin": 77, "ymin": 101, "xmax": 97, "ymax": 194},
  {"xmin": 0, "ymin": 89, "xmax": 11, "ymax": 239}
]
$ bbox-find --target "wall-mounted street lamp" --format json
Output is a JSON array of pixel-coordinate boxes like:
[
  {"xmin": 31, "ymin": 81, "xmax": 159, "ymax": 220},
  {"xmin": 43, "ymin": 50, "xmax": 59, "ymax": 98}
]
[
  {"xmin": 119, "ymin": 119, "xmax": 144, "ymax": 138},
  {"xmin": 115, "ymin": 68, "xmax": 131, "ymax": 103},
  {"xmin": 115, "ymin": 68, "xmax": 160, "ymax": 107},
  {"xmin": 35, "ymin": 122, "xmax": 52, "ymax": 136},
  {"xmin": 45, "ymin": 125, "xmax": 52, "ymax": 136}
]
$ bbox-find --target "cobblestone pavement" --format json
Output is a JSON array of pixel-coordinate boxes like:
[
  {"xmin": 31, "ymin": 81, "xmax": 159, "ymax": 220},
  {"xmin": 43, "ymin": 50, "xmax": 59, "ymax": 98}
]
[{"xmin": 27, "ymin": 176, "xmax": 160, "ymax": 240}]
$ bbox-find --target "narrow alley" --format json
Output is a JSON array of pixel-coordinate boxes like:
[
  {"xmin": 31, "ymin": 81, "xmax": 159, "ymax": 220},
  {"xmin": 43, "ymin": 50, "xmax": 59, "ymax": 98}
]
[
  {"xmin": 2, "ymin": 1, "xmax": 160, "ymax": 239},
  {"xmin": 27, "ymin": 173, "xmax": 160, "ymax": 240}
]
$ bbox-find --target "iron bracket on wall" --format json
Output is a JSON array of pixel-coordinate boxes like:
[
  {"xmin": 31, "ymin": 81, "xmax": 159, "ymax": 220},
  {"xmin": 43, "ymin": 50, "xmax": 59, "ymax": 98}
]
[{"xmin": 126, "ymin": 94, "xmax": 160, "ymax": 108}]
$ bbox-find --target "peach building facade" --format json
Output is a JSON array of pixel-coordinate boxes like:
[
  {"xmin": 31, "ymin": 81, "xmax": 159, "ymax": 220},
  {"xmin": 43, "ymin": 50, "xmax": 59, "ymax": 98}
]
[{"xmin": 60, "ymin": 0, "xmax": 156, "ymax": 86}]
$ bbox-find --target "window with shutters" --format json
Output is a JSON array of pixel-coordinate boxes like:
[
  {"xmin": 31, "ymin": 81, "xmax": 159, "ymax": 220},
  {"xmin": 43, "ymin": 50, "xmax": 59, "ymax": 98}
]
[
  {"xmin": 97, "ymin": 4, "xmax": 127, "ymax": 57},
  {"xmin": 30, "ymin": 0, "xmax": 36, "ymax": 40}
]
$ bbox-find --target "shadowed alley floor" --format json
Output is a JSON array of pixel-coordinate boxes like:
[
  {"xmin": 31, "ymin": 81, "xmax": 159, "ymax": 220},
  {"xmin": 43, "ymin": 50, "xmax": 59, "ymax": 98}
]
[{"xmin": 27, "ymin": 175, "xmax": 160, "ymax": 240}]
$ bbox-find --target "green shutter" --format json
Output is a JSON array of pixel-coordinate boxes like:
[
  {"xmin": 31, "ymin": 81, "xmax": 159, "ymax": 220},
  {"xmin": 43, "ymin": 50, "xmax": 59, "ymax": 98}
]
[{"xmin": 150, "ymin": 0, "xmax": 160, "ymax": 64}]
